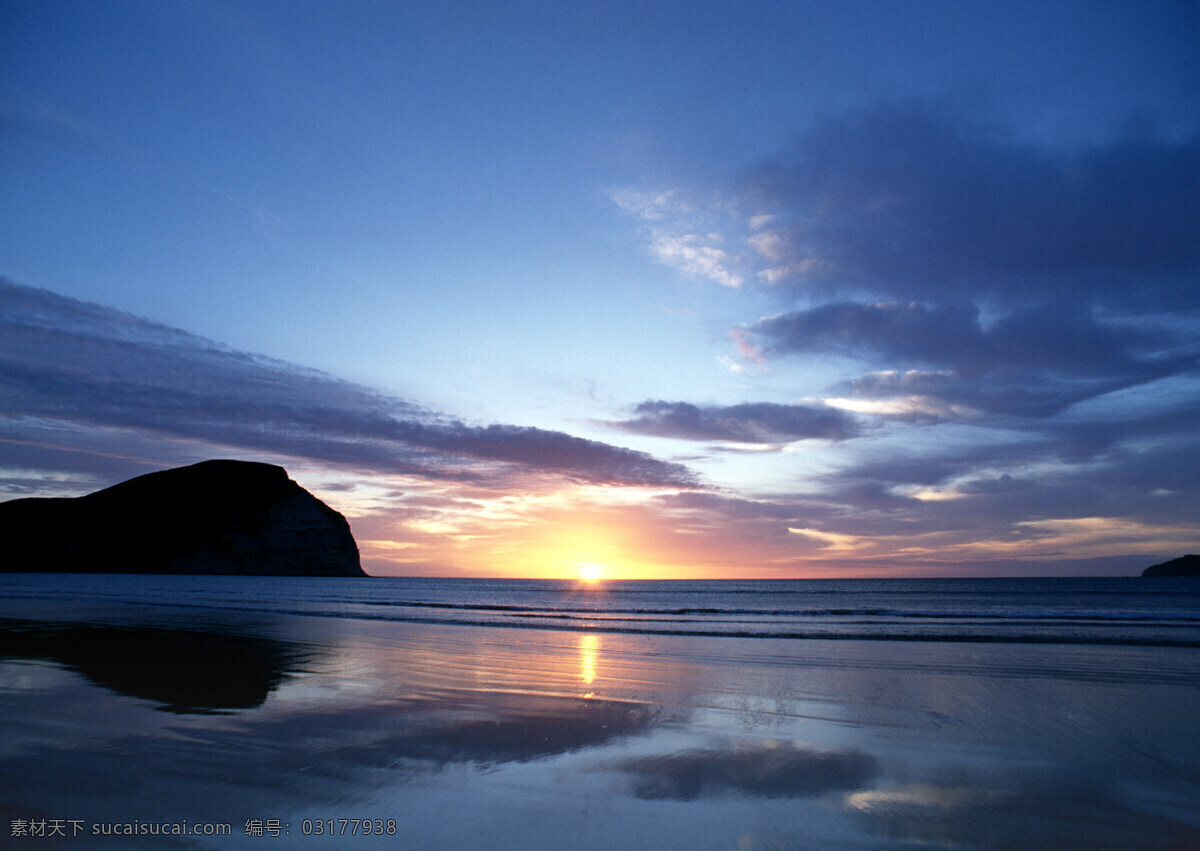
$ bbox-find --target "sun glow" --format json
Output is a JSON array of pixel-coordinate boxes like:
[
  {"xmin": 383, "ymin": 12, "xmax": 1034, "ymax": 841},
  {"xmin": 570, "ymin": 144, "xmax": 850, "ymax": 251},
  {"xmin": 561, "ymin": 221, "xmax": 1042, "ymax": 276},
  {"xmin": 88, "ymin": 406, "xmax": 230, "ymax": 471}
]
[
  {"xmin": 498, "ymin": 512, "xmax": 655, "ymax": 580},
  {"xmin": 577, "ymin": 562, "xmax": 605, "ymax": 584}
]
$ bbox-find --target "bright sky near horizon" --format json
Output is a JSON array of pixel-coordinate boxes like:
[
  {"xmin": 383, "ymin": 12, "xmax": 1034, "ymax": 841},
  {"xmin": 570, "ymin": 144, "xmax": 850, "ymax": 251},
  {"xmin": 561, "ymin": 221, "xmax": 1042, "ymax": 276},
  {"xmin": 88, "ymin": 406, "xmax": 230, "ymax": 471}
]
[{"xmin": 2, "ymin": 0, "xmax": 1199, "ymax": 578}]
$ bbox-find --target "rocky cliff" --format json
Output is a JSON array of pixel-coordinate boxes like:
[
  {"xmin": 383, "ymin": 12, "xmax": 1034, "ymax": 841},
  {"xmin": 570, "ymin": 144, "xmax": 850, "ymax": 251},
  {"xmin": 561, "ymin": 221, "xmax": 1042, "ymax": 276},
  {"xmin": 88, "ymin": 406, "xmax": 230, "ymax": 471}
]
[{"xmin": 0, "ymin": 460, "xmax": 365, "ymax": 576}]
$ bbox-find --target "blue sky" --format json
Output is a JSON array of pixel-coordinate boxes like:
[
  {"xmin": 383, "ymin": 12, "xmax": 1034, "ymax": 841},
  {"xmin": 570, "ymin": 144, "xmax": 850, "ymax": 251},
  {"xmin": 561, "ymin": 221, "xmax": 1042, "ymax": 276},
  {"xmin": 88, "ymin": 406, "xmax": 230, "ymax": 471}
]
[{"xmin": 2, "ymin": 0, "xmax": 1198, "ymax": 577}]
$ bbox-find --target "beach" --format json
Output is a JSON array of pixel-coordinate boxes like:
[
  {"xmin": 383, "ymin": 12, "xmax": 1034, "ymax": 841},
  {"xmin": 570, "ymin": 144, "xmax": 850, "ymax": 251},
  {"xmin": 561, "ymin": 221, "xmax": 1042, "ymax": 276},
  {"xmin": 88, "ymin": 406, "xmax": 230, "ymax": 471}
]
[{"xmin": 2, "ymin": 576, "xmax": 1199, "ymax": 849}]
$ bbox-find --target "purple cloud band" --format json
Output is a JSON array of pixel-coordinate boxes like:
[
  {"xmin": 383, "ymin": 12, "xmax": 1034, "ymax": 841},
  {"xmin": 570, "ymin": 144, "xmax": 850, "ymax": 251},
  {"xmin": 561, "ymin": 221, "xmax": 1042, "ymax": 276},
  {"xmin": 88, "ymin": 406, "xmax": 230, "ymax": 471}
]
[{"xmin": 0, "ymin": 279, "xmax": 699, "ymax": 490}]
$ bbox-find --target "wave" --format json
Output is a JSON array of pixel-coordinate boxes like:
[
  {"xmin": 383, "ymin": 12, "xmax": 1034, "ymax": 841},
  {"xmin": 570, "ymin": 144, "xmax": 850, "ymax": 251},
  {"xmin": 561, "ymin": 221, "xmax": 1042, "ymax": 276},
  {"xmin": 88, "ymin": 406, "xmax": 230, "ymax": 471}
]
[
  {"xmin": 45, "ymin": 596, "xmax": 1197, "ymax": 649},
  {"xmin": 291, "ymin": 608, "xmax": 1200, "ymax": 647},
  {"xmin": 357, "ymin": 599, "xmax": 1200, "ymax": 624},
  {"xmin": 4, "ymin": 574, "xmax": 1198, "ymax": 649}
]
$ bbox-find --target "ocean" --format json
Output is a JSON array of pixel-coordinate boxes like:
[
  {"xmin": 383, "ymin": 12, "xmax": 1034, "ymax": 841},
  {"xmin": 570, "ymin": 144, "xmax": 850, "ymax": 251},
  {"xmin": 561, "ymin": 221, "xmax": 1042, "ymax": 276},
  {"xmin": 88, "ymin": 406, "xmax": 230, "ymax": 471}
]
[
  {"xmin": 2, "ymin": 574, "xmax": 1199, "ymax": 849},
  {"xmin": 5, "ymin": 573, "xmax": 1198, "ymax": 645}
]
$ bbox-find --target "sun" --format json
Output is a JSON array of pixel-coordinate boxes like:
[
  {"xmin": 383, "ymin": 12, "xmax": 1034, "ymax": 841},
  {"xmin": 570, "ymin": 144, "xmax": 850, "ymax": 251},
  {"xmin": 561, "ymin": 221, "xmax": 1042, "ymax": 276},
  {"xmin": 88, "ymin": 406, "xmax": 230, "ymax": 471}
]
[{"xmin": 577, "ymin": 562, "xmax": 604, "ymax": 584}]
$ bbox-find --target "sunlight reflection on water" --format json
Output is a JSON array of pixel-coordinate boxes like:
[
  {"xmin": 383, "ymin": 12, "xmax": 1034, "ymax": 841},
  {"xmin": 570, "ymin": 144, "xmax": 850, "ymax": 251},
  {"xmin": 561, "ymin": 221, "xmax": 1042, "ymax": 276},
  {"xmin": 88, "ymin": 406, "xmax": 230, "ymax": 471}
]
[{"xmin": 578, "ymin": 633, "xmax": 599, "ymax": 691}]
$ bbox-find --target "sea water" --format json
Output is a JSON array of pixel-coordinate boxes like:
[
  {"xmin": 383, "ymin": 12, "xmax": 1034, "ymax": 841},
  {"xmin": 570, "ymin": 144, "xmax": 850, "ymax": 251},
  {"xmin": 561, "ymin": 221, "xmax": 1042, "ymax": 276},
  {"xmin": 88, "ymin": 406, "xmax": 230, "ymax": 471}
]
[{"xmin": 3, "ymin": 573, "xmax": 1197, "ymax": 645}]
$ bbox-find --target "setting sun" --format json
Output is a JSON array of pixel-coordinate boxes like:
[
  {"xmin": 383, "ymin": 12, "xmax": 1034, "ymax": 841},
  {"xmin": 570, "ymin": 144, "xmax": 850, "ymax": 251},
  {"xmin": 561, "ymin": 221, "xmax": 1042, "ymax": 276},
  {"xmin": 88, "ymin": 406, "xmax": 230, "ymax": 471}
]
[{"xmin": 577, "ymin": 562, "xmax": 604, "ymax": 584}]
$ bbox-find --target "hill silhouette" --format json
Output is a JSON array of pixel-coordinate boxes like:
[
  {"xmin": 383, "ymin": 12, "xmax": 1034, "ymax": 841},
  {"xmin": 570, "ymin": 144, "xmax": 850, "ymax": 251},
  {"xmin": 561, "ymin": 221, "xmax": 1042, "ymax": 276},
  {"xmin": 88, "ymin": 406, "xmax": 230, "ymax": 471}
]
[
  {"xmin": 1142, "ymin": 554, "xmax": 1200, "ymax": 577},
  {"xmin": 0, "ymin": 460, "xmax": 364, "ymax": 576}
]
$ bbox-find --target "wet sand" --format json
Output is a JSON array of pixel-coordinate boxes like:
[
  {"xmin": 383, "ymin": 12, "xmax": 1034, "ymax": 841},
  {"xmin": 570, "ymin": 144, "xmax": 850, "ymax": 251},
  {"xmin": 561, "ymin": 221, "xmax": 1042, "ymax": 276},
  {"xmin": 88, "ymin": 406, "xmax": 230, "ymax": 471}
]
[{"xmin": 2, "ymin": 604, "xmax": 1199, "ymax": 849}]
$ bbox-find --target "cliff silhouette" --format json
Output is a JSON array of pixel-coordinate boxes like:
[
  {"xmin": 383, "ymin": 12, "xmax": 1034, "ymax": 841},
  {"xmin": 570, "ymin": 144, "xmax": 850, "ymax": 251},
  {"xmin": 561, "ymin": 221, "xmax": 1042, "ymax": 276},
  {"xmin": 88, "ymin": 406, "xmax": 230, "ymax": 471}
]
[{"xmin": 0, "ymin": 459, "xmax": 364, "ymax": 576}]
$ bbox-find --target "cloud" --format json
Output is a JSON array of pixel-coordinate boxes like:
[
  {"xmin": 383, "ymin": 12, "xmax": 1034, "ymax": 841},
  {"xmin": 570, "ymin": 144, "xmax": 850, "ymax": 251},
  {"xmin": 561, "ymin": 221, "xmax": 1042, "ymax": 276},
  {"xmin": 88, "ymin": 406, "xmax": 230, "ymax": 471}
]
[
  {"xmin": 762, "ymin": 419, "xmax": 1200, "ymax": 565},
  {"xmin": 714, "ymin": 104, "xmax": 1200, "ymax": 565},
  {"xmin": 649, "ymin": 232, "xmax": 743, "ymax": 288},
  {"xmin": 0, "ymin": 279, "xmax": 699, "ymax": 490},
  {"xmin": 742, "ymin": 100, "xmax": 1200, "ymax": 307},
  {"xmin": 601, "ymin": 101, "xmax": 1200, "ymax": 575},
  {"xmin": 609, "ymin": 187, "xmax": 690, "ymax": 221},
  {"xmin": 604, "ymin": 400, "xmax": 859, "ymax": 444},
  {"xmin": 617, "ymin": 102, "xmax": 1200, "ymax": 309},
  {"xmin": 748, "ymin": 300, "xmax": 1197, "ymax": 418},
  {"xmin": 751, "ymin": 301, "xmax": 981, "ymax": 364},
  {"xmin": 621, "ymin": 102, "xmax": 1200, "ymax": 443},
  {"xmin": 633, "ymin": 401, "xmax": 1200, "ymax": 575},
  {"xmin": 611, "ymin": 186, "xmax": 745, "ymax": 287},
  {"xmin": 751, "ymin": 301, "xmax": 1181, "ymax": 373}
]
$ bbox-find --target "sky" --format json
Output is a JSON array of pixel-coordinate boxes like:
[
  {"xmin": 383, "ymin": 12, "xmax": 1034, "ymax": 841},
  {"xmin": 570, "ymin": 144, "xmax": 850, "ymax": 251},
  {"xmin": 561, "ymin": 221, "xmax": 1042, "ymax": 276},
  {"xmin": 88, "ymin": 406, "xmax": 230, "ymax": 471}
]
[{"xmin": 2, "ymin": 0, "xmax": 1199, "ymax": 578}]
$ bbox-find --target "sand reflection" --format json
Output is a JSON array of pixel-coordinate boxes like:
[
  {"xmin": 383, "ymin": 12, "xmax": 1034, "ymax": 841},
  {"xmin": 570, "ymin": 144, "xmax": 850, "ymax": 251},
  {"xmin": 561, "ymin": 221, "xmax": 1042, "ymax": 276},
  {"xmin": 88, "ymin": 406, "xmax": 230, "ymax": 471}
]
[
  {"xmin": 0, "ymin": 617, "xmax": 314, "ymax": 713},
  {"xmin": 0, "ymin": 614, "xmax": 674, "ymax": 831},
  {"xmin": 3, "ymin": 604, "xmax": 1198, "ymax": 850},
  {"xmin": 845, "ymin": 776, "xmax": 1200, "ymax": 848},
  {"xmin": 618, "ymin": 741, "xmax": 877, "ymax": 801}
]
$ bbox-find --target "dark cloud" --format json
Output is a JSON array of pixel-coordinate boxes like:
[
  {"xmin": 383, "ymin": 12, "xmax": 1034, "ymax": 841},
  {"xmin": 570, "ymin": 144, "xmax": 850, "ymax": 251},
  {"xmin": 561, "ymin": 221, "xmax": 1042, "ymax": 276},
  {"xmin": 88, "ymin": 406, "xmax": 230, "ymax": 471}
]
[
  {"xmin": 838, "ymin": 370, "xmax": 1111, "ymax": 421},
  {"xmin": 774, "ymin": 420, "xmax": 1200, "ymax": 544},
  {"xmin": 751, "ymin": 301, "xmax": 1170, "ymax": 372},
  {"xmin": 752, "ymin": 301, "xmax": 980, "ymax": 365},
  {"xmin": 749, "ymin": 300, "xmax": 1197, "ymax": 418},
  {"xmin": 604, "ymin": 400, "xmax": 859, "ymax": 443},
  {"xmin": 765, "ymin": 294, "xmax": 1180, "ymax": 356},
  {"xmin": 722, "ymin": 99, "xmax": 1200, "ymax": 557},
  {"xmin": 636, "ymin": 408, "xmax": 1199, "ymax": 573},
  {"xmin": 0, "ymin": 279, "xmax": 698, "ymax": 490},
  {"xmin": 617, "ymin": 742, "xmax": 877, "ymax": 801},
  {"xmin": 746, "ymin": 100, "xmax": 1200, "ymax": 307},
  {"xmin": 717, "ymin": 106, "xmax": 1200, "ymax": 565}
]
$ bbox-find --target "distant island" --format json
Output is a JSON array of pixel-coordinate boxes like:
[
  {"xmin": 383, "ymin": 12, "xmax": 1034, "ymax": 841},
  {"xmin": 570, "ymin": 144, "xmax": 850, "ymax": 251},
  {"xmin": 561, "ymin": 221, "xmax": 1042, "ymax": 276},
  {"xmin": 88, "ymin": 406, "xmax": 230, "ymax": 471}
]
[
  {"xmin": 1142, "ymin": 554, "xmax": 1200, "ymax": 577},
  {"xmin": 0, "ymin": 460, "xmax": 365, "ymax": 576}
]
